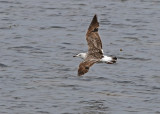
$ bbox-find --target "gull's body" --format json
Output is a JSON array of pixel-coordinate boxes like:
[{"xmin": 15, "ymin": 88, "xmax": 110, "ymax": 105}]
[
  {"xmin": 74, "ymin": 52, "xmax": 116, "ymax": 64},
  {"xmin": 74, "ymin": 15, "xmax": 117, "ymax": 76}
]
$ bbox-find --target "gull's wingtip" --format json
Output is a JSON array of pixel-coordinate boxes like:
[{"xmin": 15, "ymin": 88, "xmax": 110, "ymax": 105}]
[
  {"xmin": 87, "ymin": 14, "xmax": 99, "ymax": 33},
  {"xmin": 94, "ymin": 14, "xmax": 97, "ymax": 18},
  {"xmin": 92, "ymin": 14, "xmax": 98, "ymax": 23}
]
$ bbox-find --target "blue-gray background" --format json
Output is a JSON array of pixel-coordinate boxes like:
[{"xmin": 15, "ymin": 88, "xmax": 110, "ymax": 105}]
[{"xmin": 0, "ymin": 0, "xmax": 160, "ymax": 114}]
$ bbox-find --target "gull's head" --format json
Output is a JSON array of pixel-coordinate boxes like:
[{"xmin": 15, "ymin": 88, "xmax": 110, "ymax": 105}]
[{"xmin": 73, "ymin": 53, "xmax": 87, "ymax": 59}]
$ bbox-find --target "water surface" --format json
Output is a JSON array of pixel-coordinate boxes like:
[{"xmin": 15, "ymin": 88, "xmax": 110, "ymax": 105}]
[{"xmin": 0, "ymin": 0, "xmax": 160, "ymax": 114}]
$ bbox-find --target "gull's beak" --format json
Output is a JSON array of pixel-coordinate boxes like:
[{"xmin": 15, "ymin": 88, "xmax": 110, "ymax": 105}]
[{"xmin": 73, "ymin": 55, "xmax": 77, "ymax": 57}]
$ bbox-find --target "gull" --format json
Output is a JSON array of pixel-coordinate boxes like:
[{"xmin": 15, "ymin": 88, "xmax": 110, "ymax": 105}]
[{"xmin": 73, "ymin": 14, "xmax": 117, "ymax": 76}]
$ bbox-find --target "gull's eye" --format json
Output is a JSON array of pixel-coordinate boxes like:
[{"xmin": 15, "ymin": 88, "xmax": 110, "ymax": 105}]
[{"xmin": 92, "ymin": 28, "xmax": 98, "ymax": 32}]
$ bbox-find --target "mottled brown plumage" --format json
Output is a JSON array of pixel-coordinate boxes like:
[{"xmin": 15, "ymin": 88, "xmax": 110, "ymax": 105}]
[
  {"xmin": 78, "ymin": 14, "xmax": 103, "ymax": 76},
  {"xmin": 86, "ymin": 15, "xmax": 103, "ymax": 59},
  {"xmin": 78, "ymin": 60, "xmax": 97, "ymax": 76}
]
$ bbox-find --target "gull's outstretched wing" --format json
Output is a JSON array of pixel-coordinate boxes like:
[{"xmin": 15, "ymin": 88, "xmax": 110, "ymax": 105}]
[
  {"xmin": 77, "ymin": 15, "xmax": 104, "ymax": 76},
  {"xmin": 86, "ymin": 14, "xmax": 103, "ymax": 59},
  {"xmin": 78, "ymin": 59, "xmax": 98, "ymax": 76}
]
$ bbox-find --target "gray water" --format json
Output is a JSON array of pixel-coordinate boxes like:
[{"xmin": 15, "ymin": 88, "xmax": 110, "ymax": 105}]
[{"xmin": 0, "ymin": 0, "xmax": 160, "ymax": 114}]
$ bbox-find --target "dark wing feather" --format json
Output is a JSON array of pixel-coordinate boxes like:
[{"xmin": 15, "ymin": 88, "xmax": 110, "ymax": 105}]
[
  {"xmin": 78, "ymin": 60, "xmax": 97, "ymax": 76},
  {"xmin": 86, "ymin": 14, "xmax": 103, "ymax": 59}
]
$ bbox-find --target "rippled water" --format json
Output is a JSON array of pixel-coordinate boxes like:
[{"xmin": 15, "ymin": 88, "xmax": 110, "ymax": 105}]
[{"xmin": 0, "ymin": 0, "xmax": 160, "ymax": 114}]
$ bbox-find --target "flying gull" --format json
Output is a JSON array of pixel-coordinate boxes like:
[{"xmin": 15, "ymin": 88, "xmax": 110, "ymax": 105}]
[{"xmin": 73, "ymin": 14, "xmax": 117, "ymax": 76}]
